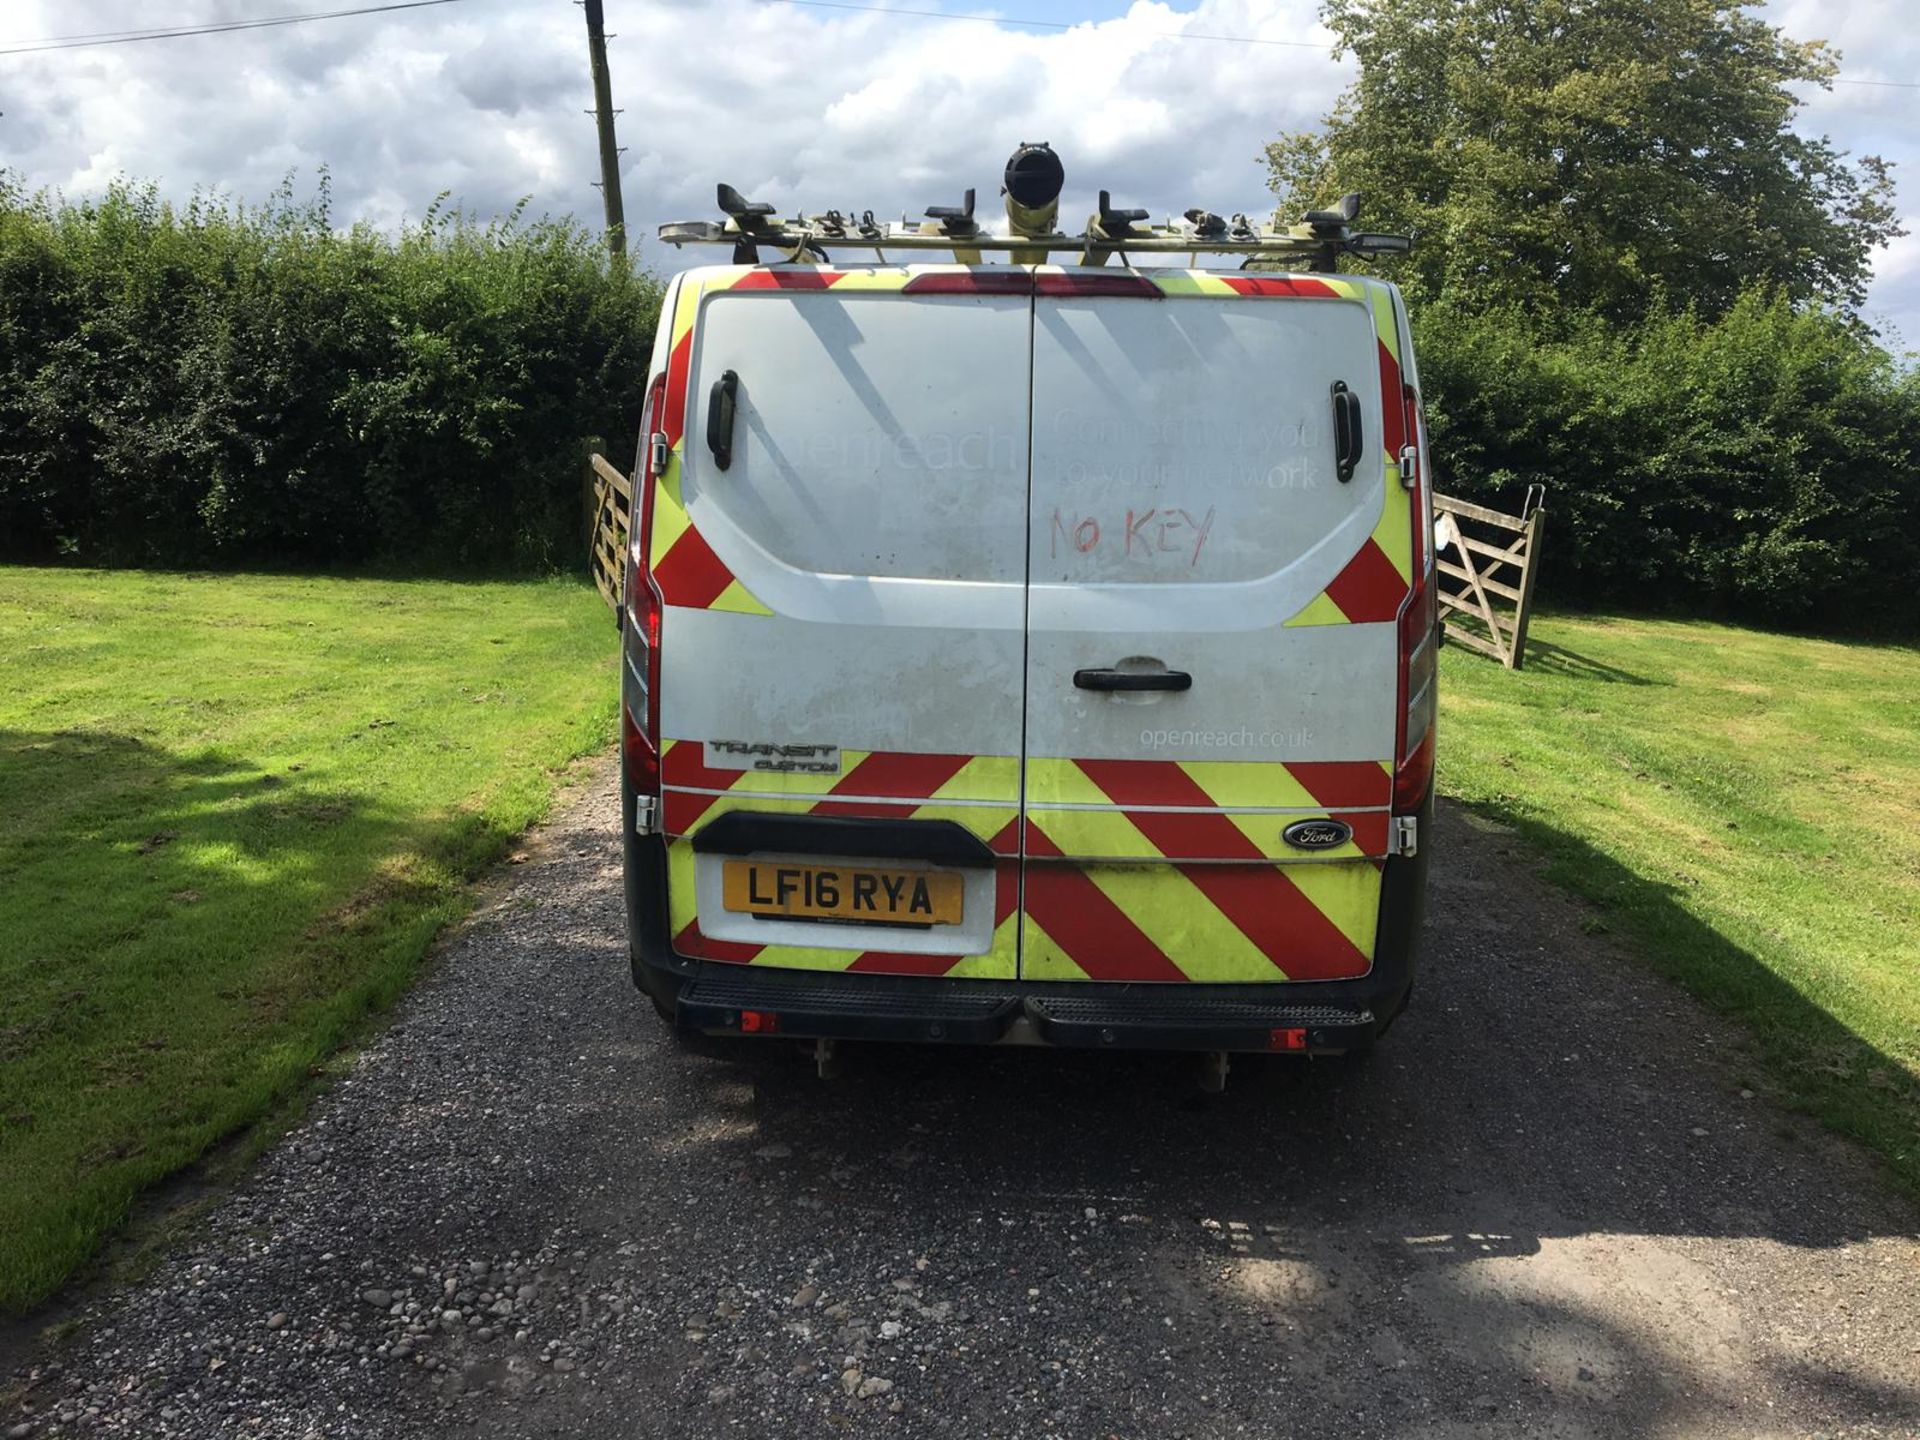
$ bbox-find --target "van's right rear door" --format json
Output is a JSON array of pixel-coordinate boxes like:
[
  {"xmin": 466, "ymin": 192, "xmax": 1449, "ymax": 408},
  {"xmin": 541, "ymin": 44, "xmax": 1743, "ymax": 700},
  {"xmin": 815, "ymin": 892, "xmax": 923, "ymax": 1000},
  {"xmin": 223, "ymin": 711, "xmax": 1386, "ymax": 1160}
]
[{"xmin": 1018, "ymin": 271, "xmax": 1414, "ymax": 984}]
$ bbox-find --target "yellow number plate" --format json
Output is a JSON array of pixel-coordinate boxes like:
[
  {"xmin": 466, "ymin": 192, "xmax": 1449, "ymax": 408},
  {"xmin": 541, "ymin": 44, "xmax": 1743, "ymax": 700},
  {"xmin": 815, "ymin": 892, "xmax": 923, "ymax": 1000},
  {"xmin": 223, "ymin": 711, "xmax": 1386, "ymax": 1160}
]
[{"xmin": 721, "ymin": 860, "xmax": 963, "ymax": 926}]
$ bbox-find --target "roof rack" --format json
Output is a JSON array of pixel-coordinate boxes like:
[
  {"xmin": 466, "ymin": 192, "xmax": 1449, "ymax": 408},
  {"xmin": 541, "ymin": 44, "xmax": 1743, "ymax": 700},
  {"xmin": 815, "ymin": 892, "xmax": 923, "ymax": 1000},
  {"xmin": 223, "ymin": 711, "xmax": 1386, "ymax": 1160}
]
[{"xmin": 659, "ymin": 144, "xmax": 1412, "ymax": 272}]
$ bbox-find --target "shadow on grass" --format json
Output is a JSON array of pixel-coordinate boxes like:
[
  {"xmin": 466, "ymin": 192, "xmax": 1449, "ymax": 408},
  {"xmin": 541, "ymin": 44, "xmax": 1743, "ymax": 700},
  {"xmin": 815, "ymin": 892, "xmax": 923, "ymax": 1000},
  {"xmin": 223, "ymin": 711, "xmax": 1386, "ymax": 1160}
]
[
  {"xmin": 0, "ymin": 727, "xmax": 528, "ymax": 1315},
  {"xmin": 1446, "ymin": 795, "xmax": 1920, "ymax": 1199},
  {"xmin": 1521, "ymin": 637, "xmax": 1659, "ymax": 686}
]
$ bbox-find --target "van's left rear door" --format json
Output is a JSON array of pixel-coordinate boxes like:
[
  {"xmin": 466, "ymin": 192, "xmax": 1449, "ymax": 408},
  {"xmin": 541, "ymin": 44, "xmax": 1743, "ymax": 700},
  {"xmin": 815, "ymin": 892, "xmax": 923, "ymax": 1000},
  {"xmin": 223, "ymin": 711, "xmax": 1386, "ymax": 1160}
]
[{"xmin": 655, "ymin": 268, "xmax": 1029, "ymax": 979}]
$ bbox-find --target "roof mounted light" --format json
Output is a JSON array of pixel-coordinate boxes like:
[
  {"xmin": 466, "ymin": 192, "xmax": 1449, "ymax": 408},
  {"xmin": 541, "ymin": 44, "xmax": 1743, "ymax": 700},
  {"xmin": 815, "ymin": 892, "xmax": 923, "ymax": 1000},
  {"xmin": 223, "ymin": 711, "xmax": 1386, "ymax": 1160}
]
[
  {"xmin": 1003, "ymin": 141, "xmax": 1065, "ymax": 238},
  {"xmin": 1348, "ymin": 233, "xmax": 1414, "ymax": 258}
]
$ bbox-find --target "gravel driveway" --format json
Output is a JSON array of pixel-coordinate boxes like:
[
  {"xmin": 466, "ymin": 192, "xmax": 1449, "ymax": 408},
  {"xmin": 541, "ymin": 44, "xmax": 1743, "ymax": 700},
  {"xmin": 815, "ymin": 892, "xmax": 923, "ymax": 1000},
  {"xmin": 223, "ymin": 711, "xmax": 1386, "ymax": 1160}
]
[{"xmin": 6, "ymin": 759, "xmax": 1918, "ymax": 1439}]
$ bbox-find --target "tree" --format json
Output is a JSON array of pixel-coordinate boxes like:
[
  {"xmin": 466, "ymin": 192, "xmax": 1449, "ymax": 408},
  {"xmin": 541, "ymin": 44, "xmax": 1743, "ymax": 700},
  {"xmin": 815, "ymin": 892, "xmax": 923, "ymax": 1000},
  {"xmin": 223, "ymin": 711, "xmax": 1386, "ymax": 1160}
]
[{"xmin": 1268, "ymin": 0, "xmax": 1903, "ymax": 322}]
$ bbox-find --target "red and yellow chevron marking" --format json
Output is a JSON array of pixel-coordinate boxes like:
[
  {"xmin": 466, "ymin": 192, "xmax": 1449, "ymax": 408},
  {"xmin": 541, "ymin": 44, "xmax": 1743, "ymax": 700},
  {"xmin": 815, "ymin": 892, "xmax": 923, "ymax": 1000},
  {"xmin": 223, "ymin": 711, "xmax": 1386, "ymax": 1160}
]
[
  {"xmin": 1024, "ymin": 756, "xmax": 1390, "ymax": 860},
  {"xmin": 715, "ymin": 266, "xmax": 916, "ymax": 293},
  {"xmin": 1147, "ymin": 272, "xmax": 1345, "ymax": 300},
  {"xmin": 1131, "ymin": 273, "xmax": 1413, "ymax": 630},
  {"xmin": 647, "ymin": 278, "xmax": 771, "ymax": 615},
  {"xmin": 667, "ymin": 827, "xmax": 1021, "ymax": 980},
  {"xmin": 646, "ymin": 266, "xmax": 924, "ymax": 615},
  {"xmin": 1280, "ymin": 280, "xmax": 1416, "ymax": 630},
  {"xmin": 660, "ymin": 740, "xmax": 1018, "ymax": 837},
  {"xmin": 662, "ymin": 739, "xmax": 1021, "ymax": 977},
  {"xmin": 1021, "ymin": 819, "xmax": 1377, "ymax": 984},
  {"xmin": 661, "ymin": 743, "xmax": 1384, "ymax": 982},
  {"xmin": 1018, "ymin": 753, "xmax": 1385, "ymax": 983}
]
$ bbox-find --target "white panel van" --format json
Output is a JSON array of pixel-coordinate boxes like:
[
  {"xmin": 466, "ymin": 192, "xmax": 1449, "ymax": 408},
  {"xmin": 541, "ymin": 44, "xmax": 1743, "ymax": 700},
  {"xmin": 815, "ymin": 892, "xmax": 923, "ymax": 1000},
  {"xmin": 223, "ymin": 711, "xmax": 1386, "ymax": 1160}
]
[{"xmin": 620, "ymin": 171, "xmax": 1435, "ymax": 1063}]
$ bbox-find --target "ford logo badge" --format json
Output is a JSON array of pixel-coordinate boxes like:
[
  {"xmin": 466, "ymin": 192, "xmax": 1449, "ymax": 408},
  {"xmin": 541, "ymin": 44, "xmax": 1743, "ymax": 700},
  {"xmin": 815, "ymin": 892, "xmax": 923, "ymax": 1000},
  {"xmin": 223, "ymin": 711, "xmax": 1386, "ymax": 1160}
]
[{"xmin": 1283, "ymin": 819, "xmax": 1352, "ymax": 851}]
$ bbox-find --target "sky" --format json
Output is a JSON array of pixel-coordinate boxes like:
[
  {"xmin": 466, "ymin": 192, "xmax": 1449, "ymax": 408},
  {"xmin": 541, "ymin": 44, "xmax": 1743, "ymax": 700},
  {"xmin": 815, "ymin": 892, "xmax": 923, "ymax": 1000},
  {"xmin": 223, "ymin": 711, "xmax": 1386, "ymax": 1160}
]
[{"xmin": 0, "ymin": 0, "xmax": 1915, "ymax": 347}]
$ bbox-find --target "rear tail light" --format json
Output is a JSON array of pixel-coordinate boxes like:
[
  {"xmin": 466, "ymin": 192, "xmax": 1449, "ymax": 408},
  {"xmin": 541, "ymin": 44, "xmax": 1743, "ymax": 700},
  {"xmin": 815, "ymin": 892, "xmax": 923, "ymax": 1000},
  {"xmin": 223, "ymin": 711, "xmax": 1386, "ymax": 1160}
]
[
  {"xmin": 1394, "ymin": 385, "xmax": 1436, "ymax": 813},
  {"xmin": 622, "ymin": 699, "xmax": 659, "ymax": 795},
  {"xmin": 624, "ymin": 372, "xmax": 668, "ymax": 798}
]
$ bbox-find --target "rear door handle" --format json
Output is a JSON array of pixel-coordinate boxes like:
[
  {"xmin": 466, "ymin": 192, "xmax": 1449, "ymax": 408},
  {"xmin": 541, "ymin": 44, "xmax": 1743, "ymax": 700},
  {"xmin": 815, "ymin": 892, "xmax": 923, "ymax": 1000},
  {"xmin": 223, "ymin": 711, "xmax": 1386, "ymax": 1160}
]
[
  {"xmin": 707, "ymin": 369, "xmax": 738, "ymax": 471},
  {"xmin": 1331, "ymin": 379, "xmax": 1362, "ymax": 482},
  {"xmin": 1073, "ymin": 668, "xmax": 1192, "ymax": 692}
]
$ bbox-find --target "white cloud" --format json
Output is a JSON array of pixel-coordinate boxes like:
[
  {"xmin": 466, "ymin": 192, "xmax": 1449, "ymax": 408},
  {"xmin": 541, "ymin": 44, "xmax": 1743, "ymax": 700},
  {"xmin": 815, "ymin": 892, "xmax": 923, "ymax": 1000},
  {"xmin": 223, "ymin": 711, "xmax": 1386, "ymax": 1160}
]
[{"xmin": 0, "ymin": 0, "xmax": 1912, "ymax": 341}]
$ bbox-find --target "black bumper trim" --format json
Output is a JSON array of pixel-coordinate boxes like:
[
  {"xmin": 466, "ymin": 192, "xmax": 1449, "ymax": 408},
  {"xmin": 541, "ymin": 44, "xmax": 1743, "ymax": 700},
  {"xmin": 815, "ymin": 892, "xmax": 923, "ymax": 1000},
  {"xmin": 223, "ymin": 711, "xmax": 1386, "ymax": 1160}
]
[
  {"xmin": 673, "ymin": 968, "xmax": 1376, "ymax": 1052},
  {"xmin": 1025, "ymin": 994, "xmax": 1375, "ymax": 1052},
  {"xmin": 689, "ymin": 810, "xmax": 996, "ymax": 867},
  {"xmin": 679, "ymin": 969, "xmax": 1021, "ymax": 1045}
]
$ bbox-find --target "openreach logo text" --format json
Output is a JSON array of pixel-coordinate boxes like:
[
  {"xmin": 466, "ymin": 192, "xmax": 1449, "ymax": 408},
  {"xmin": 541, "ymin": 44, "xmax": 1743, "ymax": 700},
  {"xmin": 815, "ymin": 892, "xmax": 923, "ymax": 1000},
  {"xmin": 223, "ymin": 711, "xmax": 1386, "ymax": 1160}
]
[{"xmin": 1140, "ymin": 727, "xmax": 1316, "ymax": 751}]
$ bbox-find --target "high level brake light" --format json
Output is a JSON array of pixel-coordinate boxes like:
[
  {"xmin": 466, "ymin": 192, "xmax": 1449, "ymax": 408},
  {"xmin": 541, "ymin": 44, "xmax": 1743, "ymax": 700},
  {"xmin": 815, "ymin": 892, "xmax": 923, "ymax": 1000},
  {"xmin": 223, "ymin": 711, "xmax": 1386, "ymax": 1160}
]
[
  {"xmin": 623, "ymin": 372, "xmax": 668, "ymax": 803},
  {"xmin": 900, "ymin": 271, "xmax": 1033, "ymax": 295},
  {"xmin": 1032, "ymin": 272, "xmax": 1162, "ymax": 298}
]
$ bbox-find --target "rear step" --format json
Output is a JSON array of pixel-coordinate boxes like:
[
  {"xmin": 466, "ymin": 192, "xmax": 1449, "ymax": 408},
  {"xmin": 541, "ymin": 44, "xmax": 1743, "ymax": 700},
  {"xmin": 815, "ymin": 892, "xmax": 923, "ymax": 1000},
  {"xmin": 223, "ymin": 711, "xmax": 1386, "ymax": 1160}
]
[{"xmin": 675, "ymin": 971, "xmax": 1374, "ymax": 1052}]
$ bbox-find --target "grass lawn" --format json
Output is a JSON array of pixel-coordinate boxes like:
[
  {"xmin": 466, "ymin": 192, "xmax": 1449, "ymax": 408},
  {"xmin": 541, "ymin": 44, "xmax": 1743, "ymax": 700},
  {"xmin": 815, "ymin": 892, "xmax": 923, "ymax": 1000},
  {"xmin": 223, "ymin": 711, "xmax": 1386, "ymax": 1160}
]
[
  {"xmin": 0, "ymin": 569, "xmax": 615, "ymax": 1313},
  {"xmin": 1440, "ymin": 613, "xmax": 1919, "ymax": 1191}
]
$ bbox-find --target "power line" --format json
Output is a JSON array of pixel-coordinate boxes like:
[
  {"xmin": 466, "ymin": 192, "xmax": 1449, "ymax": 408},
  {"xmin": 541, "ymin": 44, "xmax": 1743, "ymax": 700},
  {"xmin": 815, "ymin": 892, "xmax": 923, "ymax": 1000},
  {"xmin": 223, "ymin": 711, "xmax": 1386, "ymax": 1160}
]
[
  {"xmin": 4, "ymin": 0, "xmax": 1913, "ymax": 89},
  {"xmin": 761, "ymin": 0, "xmax": 1333, "ymax": 49},
  {"xmin": 0, "ymin": 0, "xmax": 472, "ymax": 56},
  {"xmin": 760, "ymin": 0, "xmax": 1920, "ymax": 87}
]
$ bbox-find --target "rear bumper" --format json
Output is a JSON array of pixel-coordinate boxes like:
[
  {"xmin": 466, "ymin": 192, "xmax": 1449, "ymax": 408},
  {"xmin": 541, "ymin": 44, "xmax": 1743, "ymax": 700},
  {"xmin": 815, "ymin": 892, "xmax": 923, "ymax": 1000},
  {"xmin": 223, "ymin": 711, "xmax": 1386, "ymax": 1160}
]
[{"xmin": 623, "ymin": 785, "xmax": 1430, "ymax": 1055}]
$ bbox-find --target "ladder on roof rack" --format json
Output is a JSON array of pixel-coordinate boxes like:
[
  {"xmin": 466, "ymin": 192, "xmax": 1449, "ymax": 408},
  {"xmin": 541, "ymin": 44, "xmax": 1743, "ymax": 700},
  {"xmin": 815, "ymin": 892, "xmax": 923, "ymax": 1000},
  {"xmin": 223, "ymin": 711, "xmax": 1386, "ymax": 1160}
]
[{"xmin": 660, "ymin": 144, "xmax": 1412, "ymax": 270}]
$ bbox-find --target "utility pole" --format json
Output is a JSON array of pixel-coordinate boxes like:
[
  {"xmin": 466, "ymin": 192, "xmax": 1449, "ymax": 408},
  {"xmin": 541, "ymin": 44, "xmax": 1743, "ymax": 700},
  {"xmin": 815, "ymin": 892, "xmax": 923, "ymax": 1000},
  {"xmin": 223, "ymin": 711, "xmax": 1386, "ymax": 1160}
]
[{"xmin": 582, "ymin": 0, "xmax": 627, "ymax": 262}]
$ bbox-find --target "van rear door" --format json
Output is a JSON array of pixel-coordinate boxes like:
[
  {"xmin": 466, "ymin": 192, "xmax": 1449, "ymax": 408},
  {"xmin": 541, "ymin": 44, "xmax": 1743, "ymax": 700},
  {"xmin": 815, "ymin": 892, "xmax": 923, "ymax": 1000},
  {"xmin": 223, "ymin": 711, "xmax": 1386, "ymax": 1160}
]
[
  {"xmin": 1019, "ymin": 271, "xmax": 1413, "ymax": 984},
  {"xmin": 656, "ymin": 268, "xmax": 1029, "ymax": 979}
]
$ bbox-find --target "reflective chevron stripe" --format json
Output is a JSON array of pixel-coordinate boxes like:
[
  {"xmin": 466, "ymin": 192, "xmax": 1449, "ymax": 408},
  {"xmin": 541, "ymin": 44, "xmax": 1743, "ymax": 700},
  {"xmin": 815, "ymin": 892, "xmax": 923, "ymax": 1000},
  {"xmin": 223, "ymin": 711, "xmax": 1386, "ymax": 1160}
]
[
  {"xmin": 667, "ymin": 817, "xmax": 1021, "ymax": 980},
  {"xmin": 1025, "ymin": 756, "xmax": 1392, "ymax": 861},
  {"xmin": 665, "ymin": 747, "xmax": 1384, "ymax": 984},
  {"xmin": 1280, "ymin": 279, "xmax": 1415, "ymax": 629},
  {"xmin": 663, "ymin": 741, "xmax": 1021, "ymax": 978},
  {"xmin": 1020, "ymin": 817, "xmax": 1377, "ymax": 983},
  {"xmin": 1018, "ymin": 755, "xmax": 1383, "ymax": 983},
  {"xmin": 648, "ymin": 279, "xmax": 771, "ymax": 615},
  {"xmin": 661, "ymin": 741, "xmax": 1018, "ymax": 838}
]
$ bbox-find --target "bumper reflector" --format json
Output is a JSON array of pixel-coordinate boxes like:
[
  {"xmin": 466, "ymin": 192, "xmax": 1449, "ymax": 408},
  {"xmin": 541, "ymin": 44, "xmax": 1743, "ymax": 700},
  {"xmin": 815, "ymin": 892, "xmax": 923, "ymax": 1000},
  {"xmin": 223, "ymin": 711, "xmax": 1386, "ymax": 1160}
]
[{"xmin": 1268, "ymin": 1027, "xmax": 1308, "ymax": 1052}]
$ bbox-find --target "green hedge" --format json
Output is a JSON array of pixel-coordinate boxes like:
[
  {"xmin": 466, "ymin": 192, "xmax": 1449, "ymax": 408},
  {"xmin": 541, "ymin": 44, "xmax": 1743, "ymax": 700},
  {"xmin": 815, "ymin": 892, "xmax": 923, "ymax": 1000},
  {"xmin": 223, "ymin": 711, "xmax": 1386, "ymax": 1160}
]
[
  {"xmin": 1414, "ymin": 289, "xmax": 1920, "ymax": 633},
  {"xmin": 0, "ymin": 174, "xmax": 660, "ymax": 570},
  {"xmin": 5, "ymin": 174, "xmax": 1915, "ymax": 631}
]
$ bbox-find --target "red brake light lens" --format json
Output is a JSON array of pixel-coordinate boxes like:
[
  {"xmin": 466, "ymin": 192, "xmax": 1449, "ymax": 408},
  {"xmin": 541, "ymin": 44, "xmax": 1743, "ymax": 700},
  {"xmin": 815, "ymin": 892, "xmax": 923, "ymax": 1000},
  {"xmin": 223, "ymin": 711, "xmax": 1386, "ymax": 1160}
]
[
  {"xmin": 1033, "ymin": 272, "xmax": 1163, "ymax": 298},
  {"xmin": 622, "ymin": 702, "xmax": 658, "ymax": 794},
  {"xmin": 902, "ymin": 270, "xmax": 1032, "ymax": 295}
]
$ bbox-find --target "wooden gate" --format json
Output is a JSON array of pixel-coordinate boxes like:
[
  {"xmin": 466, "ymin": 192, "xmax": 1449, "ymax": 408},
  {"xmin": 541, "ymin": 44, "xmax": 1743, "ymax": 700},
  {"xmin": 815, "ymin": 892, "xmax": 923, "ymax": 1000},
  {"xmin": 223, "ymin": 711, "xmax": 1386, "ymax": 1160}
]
[
  {"xmin": 588, "ymin": 453, "xmax": 632, "ymax": 618},
  {"xmin": 1433, "ymin": 487, "xmax": 1545, "ymax": 670}
]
